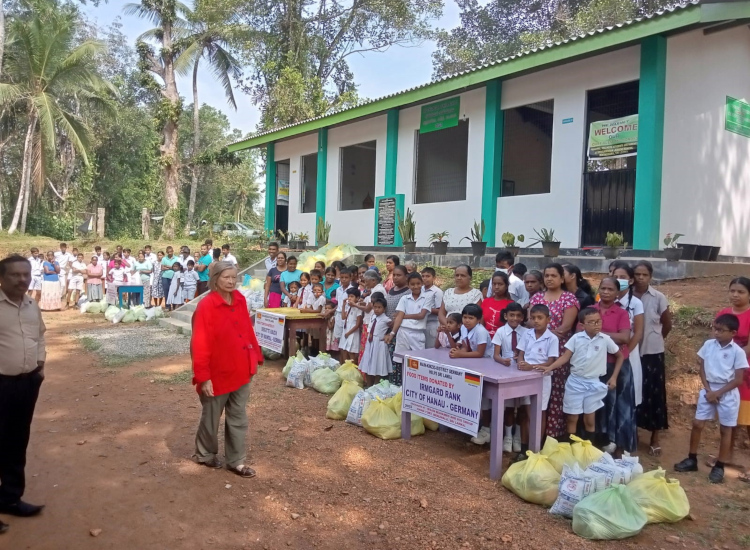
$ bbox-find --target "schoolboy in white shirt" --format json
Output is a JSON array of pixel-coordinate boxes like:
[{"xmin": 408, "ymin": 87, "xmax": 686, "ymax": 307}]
[
  {"xmin": 55, "ymin": 242, "xmax": 75, "ymax": 297},
  {"xmin": 386, "ymin": 272, "xmax": 433, "ymax": 355},
  {"xmin": 27, "ymin": 248, "xmax": 43, "ymax": 301},
  {"xmin": 540, "ymin": 307, "xmax": 623, "ymax": 443},
  {"xmin": 451, "ymin": 303, "xmax": 492, "ymax": 359},
  {"xmin": 675, "ymin": 313, "xmax": 748, "ymax": 484},
  {"xmin": 421, "ymin": 267, "xmax": 444, "ymax": 350}
]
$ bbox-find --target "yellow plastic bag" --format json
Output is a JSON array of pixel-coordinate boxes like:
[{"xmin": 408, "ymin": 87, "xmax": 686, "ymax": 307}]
[
  {"xmin": 423, "ymin": 418, "xmax": 439, "ymax": 431},
  {"xmin": 282, "ymin": 352, "xmax": 305, "ymax": 378},
  {"xmin": 570, "ymin": 434, "xmax": 603, "ymax": 469},
  {"xmin": 540, "ymin": 437, "xmax": 577, "ymax": 474},
  {"xmin": 384, "ymin": 392, "xmax": 424, "ymax": 436},
  {"xmin": 626, "ymin": 468, "xmax": 690, "ymax": 523},
  {"xmin": 361, "ymin": 397, "xmax": 401, "ymax": 440},
  {"xmin": 326, "ymin": 380, "xmax": 362, "ymax": 420},
  {"xmin": 336, "ymin": 360, "xmax": 364, "ymax": 387},
  {"xmin": 501, "ymin": 451, "xmax": 560, "ymax": 506},
  {"xmin": 572, "ymin": 484, "xmax": 647, "ymax": 540},
  {"xmin": 310, "ymin": 368, "xmax": 341, "ymax": 394}
]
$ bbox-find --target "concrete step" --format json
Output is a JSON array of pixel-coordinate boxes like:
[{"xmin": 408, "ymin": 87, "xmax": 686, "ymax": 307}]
[
  {"xmin": 253, "ymin": 269, "xmax": 267, "ymax": 279},
  {"xmin": 180, "ymin": 302, "xmax": 198, "ymax": 313},
  {"xmin": 171, "ymin": 309, "xmax": 194, "ymax": 324},
  {"xmin": 158, "ymin": 317, "xmax": 192, "ymax": 335}
]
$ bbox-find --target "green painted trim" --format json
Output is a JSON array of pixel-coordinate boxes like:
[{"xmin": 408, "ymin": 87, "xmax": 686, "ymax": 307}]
[
  {"xmin": 633, "ymin": 35, "xmax": 667, "ymax": 250},
  {"xmin": 701, "ymin": 2, "xmax": 750, "ymax": 22},
  {"xmin": 315, "ymin": 128, "xmax": 328, "ymax": 246},
  {"xmin": 374, "ymin": 194, "xmax": 405, "ymax": 247},
  {"xmin": 384, "ymin": 109, "xmax": 399, "ymax": 196},
  {"xmin": 265, "ymin": 143, "xmax": 276, "ymax": 233},
  {"xmin": 481, "ymin": 80, "xmax": 503, "ymax": 248},
  {"xmin": 228, "ymin": 5, "xmax": 707, "ymax": 152}
]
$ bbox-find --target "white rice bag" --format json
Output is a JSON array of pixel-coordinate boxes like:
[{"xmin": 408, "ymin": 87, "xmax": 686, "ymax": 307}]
[
  {"xmin": 585, "ymin": 453, "xmax": 629, "ymax": 486},
  {"xmin": 112, "ymin": 308, "xmax": 127, "ymax": 324},
  {"xmin": 550, "ymin": 464, "xmax": 606, "ymax": 518},
  {"xmin": 346, "ymin": 389, "xmax": 373, "ymax": 426},
  {"xmin": 615, "ymin": 452, "xmax": 643, "ymax": 483},
  {"xmin": 286, "ymin": 363, "xmax": 306, "ymax": 389}
]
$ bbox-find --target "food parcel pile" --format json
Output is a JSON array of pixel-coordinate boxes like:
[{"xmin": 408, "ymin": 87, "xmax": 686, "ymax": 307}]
[
  {"xmin": 283, "ymin": 353, "xmax": 439, "ymax": 439},
  {"xmin": 295, "ymin": 244, "xmax": 360, "ymax": 273},
  {"xmin": 79, "ymin": 297, "xmax": 166, "ymax": 324},
  {"xmin": 501, "ymin": 435, "xmax": 690, "ymax": 540}
]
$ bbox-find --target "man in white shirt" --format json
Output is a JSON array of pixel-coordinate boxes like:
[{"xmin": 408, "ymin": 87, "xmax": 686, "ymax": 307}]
[
  {"xmin": 221, "ymin": 244, "xmax": 238, "ymax": 266},
  {"xmin": 94, "ymin": 246, "xmax": 105, "ymax": 266},
  {"xmin": 26, "ymin": 248, "xmax": 43, "ymax": 302},
  {"xmin": 495, "ymin": 251, "xmax": 529, "ymax": 306},
  {"xmin": 66, "ymin": 253, "xmax": 87, "ymax": 308},
  {"xmin": 264, "ymin": 242, "xmax": 279, "ymax": 273},
  {"xmin": 54, "ymin": 242, "xmax": 75, "ymax": 298},
  {"xmin": 143, "ymin": 245, "xmax": 158, "ymax": 266},
  {"xmin": 177, "ymin": 246, "xmax": 195, "ymax": 269}
]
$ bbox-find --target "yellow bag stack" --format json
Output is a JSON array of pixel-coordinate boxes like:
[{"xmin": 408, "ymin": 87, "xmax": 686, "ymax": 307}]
[
  {"xmin": 540, "ymin": 437, "xmax": 577, "ymax": 474},
  {"xmin": 384, "ymin": 392, "xmax": 425, "ymax": 436},
  {"xmin": 501, "ymin": 451, "xmax": 561, "ymax": 506},
  {"xmin": 626, "ymin": 468, "xmax": 690, "ymax": 523},
  {"xmin": 570, "ymin": 435, "xmax": 604, "ymax": 469},
  {"xmin": 336, "ymin": 361, "xmax": 364, "ymax": 387},
  {"xmin": 361, "ymin": 397, "xmax": 402, "ymax": 440},
  {"xmin": 326, "ymin": 380, "xmax": 362, "ymax": 420}
]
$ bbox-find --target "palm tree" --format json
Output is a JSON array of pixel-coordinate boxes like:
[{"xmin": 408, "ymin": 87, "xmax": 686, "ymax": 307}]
[
  {"xmin": 124, "ymin": 0, "xmax": 191, "ymax": 239},
  {"xmin": 0, "ymin": 0, "xmax": 116, "ymax": 234},
  {"xmin": 178, "ymin": 13, "xmax": 243, "ymax": 233}
]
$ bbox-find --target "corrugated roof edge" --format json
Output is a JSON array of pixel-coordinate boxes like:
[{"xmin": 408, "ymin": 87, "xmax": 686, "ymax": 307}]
[{"xmin": 228, "ymin": 0, "xmax": 734, "ymax": 152}]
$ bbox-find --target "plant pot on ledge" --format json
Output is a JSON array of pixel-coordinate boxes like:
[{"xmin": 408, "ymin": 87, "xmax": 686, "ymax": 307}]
[
  {"xmin": 542, "ymin": 242, "xmax": 561, "ymax": 258},
  {"xmin": 664, "ymin": 247, "xmax": 683, "ymax": 262},
  {"xmin": 505, "ymin": 246, "xmax": 520, "ymax": 257},
  {"xmin": 431, "ymin": 241, "xmax": 449, "ymax": 255},
  {"xmin": 403, "ymin": 241, "xmax": 417, "ymax": 253},
  {"xmin": 471, "ymin": 242, "xmax": 487, "ymax": 257},
  {"xmin": 603, "ymin": 246, "xmax": 620, "ymax": 260},
  {"xmin": 317, "ymin": 240, "xmax": 328, "ymax": 248}
]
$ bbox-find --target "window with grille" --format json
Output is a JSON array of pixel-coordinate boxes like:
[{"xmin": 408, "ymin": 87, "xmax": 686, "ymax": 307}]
[
  {"xmin": 339, "ymin": 141, "xmax": 376, "ymax": 211},
  {"xmin": 300, "ymin": 153, "xmax": 317, "ymax": 213},
  {"xmin": 414, "ymin": 119, "xmax": 469, "ymax": 204},
  {"xmin": 501, "ymin": 100, "xmax": 554, "ymax": 196}
]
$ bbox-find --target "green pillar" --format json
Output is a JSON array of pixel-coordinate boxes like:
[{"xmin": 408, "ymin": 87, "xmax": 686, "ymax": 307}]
[
  {"xmin": 384, "ymin": 109, "xmax": 399, "ymax": 196},
  {"xmin": 481, "ymin": 80, "xmax": 504, "ymax": 247},
  {"xmin": 633, "ymin": 35, "xmax": 667, "ymax": 250},
  {"xmin": 315, "ymin": 128, "xmax": 328, "ymax": 245},
  {"xmin": 265, "ymin": 142, "xmax": 276, "ymax": 233}
]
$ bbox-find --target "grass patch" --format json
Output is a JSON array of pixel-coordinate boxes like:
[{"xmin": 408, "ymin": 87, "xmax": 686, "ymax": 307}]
[
  {"xmin": 103, "ymin": 355, "xmax": 132, "ymax": 367},
  {"xmin": 673, "ymin": 304, "xmax": 713, "ymax": 328},
  {"xmin": 738, "ymin": 534, "xmax": 750, "ymax": 547},
  {"xmin": 79, "ymin": 336, "xmax": 102, "ymax": 352},
  {"xmin": 135, "ymin": 369, "xmax": 193, "ymax": 384}
]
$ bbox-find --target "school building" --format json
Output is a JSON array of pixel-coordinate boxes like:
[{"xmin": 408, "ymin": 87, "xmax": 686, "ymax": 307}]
[{"xmin": 229, "ymin": 1, "xmax": 750, "ymax": 258}]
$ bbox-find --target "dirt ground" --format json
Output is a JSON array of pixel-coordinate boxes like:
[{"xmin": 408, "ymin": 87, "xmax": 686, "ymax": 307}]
[{"xmin": 4, "ymin": 276, "xmax": 750, "ymax": 550}]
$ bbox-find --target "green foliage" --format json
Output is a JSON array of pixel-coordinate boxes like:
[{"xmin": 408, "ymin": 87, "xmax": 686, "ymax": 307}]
[
  {"xmin": 397, "ymin": 208, "xmax": 416, "ymax": 243},
  {"xmin": 428, "ymin": 231, "xmax": 449, "ymax": 243},
  {"xmin": 316, "ymin": 217, "xmax": 331, "ymax": 244},
  {"xmin": 529, "ymin": 228, "xmax": 558, "ymax": 245},
  {"xmin": 605, "ymin": 231, "xmax": 626, "ymax": 247},
  {"xmin": 501, "ymin": 232, "xmax": 524, "ymax": 247},
  {"xmin": 461, "ymin": 220, "xmax": 485, "ymax": 243},
  {"xmin": 663, "ymin": 232, "xmax": 684, "ymax": 248}
]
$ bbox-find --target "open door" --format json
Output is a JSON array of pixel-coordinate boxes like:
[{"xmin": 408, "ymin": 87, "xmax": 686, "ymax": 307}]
[{"xmin": 275, "ymin": 160, "xmax": 290, "ymax": 243}]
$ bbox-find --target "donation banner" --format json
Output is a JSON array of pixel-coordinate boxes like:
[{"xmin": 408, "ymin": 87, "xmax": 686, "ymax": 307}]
[
  {"xmin": 255, "ymin": 310, "xmax": 286, "ymax": 354},
  {"xmin": 402, "ymin": 355, "xmax": 483, "ymax": 437},
  {"xmin": 587, "ymin": 114, "xmax": 638, "ymax": 159}
]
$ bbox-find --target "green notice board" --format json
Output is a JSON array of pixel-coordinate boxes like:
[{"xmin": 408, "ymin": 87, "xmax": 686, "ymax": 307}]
[
  {"xmin": 420, "ymin": 97, "xmax": 460, "ymax": 134},
  {"xmin": 374, "ymin": 194, "xmax": 404, "ymax": 247},
  {"xmin": 726, "ymin": 96, "xmax": 750, "ymax": 138}
]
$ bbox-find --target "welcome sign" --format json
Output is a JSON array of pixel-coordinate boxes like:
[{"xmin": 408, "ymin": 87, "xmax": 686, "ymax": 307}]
[{"xmin": 587, "ymin": 114, "xmax": 639, "ymax": 159}]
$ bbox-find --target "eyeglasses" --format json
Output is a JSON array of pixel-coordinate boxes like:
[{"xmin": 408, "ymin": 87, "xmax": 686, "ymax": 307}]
[{"xmin": 584, "ymin": 320, "xmax": 602, "ymax": 326}]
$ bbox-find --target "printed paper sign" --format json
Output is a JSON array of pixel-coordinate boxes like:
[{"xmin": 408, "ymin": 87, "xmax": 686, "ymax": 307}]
[
  {"xmin": 402, "ymin": 355, "xmax": 483, "ymax": 437},
  {"xmin": 255, "ymin": 310, "xmax": 286, "ymax": 354},
  {"xmin": 587, "ymin": 114, "xmax": 638, "ymax": 159}
]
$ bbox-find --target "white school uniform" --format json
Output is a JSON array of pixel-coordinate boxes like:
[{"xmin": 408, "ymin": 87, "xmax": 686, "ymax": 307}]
[
  {"xmin": 360, "ymin": 313, "xmax": 392, "ymax": 376},
  {"xmin": 307, "ymin": 294, "xmax": 327, "ymax": 313},
  {"xmin": 222, "ymin": 253, "xmax": 238, "ymax": 266},
  {"xmin": 458, "ymin": 323, "xmax": 493, "ymax": 358},
  {"xmin": 618, "ymin": 293, "xmax": 645, "ymax": 406},
  {"xmin": 517, "ymin": 328, "xmax": 559, "ymax": 410},
  {"xmin": 333, "ymin": 284, "xmax": 351, "ymax": 339},
  {"xmin": 183, "ymin": 269, "xmax": 200, "ymax": 300},
  {"xmin": 496, "ymin": 269, "xmax": 529, "ymax": 306},
  {"xmin": 28, "ymin": 256, "xmax": 43, "ymax": 290},
  {"xmin": 492, "ymin": 324, "xmax": 531, "ymax": 407},
  {"xmin": 339, "ymin": 304, "xmax": 362, "ymax": 353},
  {"xmin": 264, "ymin": 256, "xmax": 277, "ymax": 272},
  {"xmin": 167, "ymin": 272, "xmax": 185, "ymax": 306},
  {"xmin": 283, "ymin": 292, "xmax": 299, "ymax": 307},
  {"xmin": 438, "ymin": 331, "xmax": 461, "ymax": 349},
  {"xmin": 177, "ymin": 255, "xmax": 195, "ymax": 269},
  {"xmin": 563, "ymin": 331, "xmax": 619, "ymax": 415},
  {"xmin": 145, "ymin": 253, "xmax": 158, "ymax": 285},
  {"xmin": 295, "ymin": 285, "xmax": 309, "ymax": 309},
  {"xmin": 695, "ymin": 339, "xmax": 748, "ymax": 426},
  {"xmin": 363, "ymin": 283, "xmax": 387, "ymax": 325},
  {"xmin": 423, "ymin": 285, "xmax": 443, "ymax": 348},
  {"xmin": 68, "ymin": 260, "xmax": 86, "ymax": 291},
  {"xmin": 55, "ymin": 251, "xmax": 74, "ymax": 293},
  {"xmin": 395, "ymin": 292, "xmax": 433, "ymax": 354}
]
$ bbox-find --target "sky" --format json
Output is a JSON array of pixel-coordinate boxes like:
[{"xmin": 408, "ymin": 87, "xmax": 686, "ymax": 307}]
[{"xmin": 82, "ymin": 1, "xmax": 464, "ymax": 136}]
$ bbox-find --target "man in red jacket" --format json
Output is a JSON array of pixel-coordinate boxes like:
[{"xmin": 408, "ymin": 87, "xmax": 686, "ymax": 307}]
[{"xmin": 191, "ymin": 261, "xmax": 263, "ymax": 478}]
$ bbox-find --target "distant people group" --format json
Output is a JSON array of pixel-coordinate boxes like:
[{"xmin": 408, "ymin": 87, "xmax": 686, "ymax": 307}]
[{"xmin": 26, "ymin": 241, "xmax": 240, "ymax": 312}]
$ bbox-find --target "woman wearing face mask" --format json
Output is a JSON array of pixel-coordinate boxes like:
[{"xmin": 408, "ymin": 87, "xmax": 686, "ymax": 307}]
[{"xmin": 612, "ymin": 265, "xmax": 645, "ymax": 411}]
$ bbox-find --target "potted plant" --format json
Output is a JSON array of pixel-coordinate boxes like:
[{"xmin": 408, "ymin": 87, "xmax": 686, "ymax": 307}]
[
  {"xmin": 501, "ymin": 232, "xmax": 525, "ymax": 257},
  {"xmin": 286, "ymin": 232, "xmax": 298, "ymax": 249},
  {"xmin": 529, "ymin": 227, "xmax": 560, "ymax": 258},
  {"xmin": 297, "ymin": 232, "xmax": 309, "ymax": 250},
  {"xmin": 603, "ymin": 231, "xmax": 626, "ymax": 260},
  {"xmin": 429, "ymin": 231, "xmax": 450, "ymax": 255},
  {"xmin": 316, "ymin": 217, "xmax": 331, "ymax": 247},
  {"xmin": 663, "ymin": 232, "xmax": 684, "ymax": 262},
  {"xmin": 461, "ymin": 220, "xmax": 487, "ymax": 257},
  {"xmin": 397, "ymin": 208, "xmax": 417, "ymax": 253}
]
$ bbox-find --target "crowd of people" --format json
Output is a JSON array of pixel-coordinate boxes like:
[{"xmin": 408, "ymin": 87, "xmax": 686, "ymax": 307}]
[
  {"xmin": 25, "ymin": 240, "xmax": 240, "ymax": 312},
  {"xmin": 261, "ymin": 244, "xmax": 750, "ymax": 483}
]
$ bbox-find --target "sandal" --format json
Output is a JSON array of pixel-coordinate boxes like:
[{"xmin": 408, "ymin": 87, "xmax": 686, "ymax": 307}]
[
  {"xmin": 739, "ymin": 471, "xmax": 750, "ymax": 483},
  {"xmin": 649, "ymin": 446, "xmax": 662, "ymax": 457},
  {"xmin": 197, "ymin": 457, "xmax": 222, "ymax": 469},
  {"xmin": 228, "ymin": 465, "xmax": 256, "ymax": 478}
]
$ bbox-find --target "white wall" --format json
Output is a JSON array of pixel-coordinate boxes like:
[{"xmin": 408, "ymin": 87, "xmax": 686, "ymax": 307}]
[
  {"xmin": 661, "ymin": 26, "xmax": 750, "ymax": 257},
  {"xmin": 397, "ymin": 88, "xmax": 486, "ymax": 246},
  {"xmin": 496, "ymin": 47, "xmax": 641, "ymax": 247},
  {"xmin": 274, "ymin": 134, "xmax": 318, "ymax": 241}
]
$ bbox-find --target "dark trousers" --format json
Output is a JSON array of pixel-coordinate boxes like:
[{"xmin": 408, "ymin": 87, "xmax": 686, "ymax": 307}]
[
  {"xmin": 197, "ymin": 281, "xmax": 208, "ymax": 297},
  {"xmin": 0, "ymin": 368, "xmax": 43, "ymax": 505},
  {"xmin": 162, "ymin": 276, "xmax": 172, "ymax": 300}
]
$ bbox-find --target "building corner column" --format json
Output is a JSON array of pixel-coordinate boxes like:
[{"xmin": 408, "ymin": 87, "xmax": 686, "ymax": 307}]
[
  {"xmin": 633, "ymin": 35, "xmax": 667, "ymax": 250},
  {"xmin": 315, "ymin": 128, "xmax": 328, "ymax": 245},
  {"xmin": 382, "ymin": 109, "xmax": 402, "ymax": 247},
  {"xmin": 265, "ymin": 142, "xmax": 276, "ymax": 234},
  {"xmin": 482, "ymin": 80, "xmax": 504, "ymax": 248}
]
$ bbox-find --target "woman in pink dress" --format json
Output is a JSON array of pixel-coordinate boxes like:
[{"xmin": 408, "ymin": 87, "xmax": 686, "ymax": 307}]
[
  {"xmin": 529, "ymin": 263, "xmax": 580, "ymax": 439},
  {"xmin": 382, "ymin": 255, "xmax": 399, "ymax": 292}
]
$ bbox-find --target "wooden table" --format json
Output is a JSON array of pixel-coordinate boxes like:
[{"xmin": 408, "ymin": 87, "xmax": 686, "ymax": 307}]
[
  {"xmin": 259, "ymin": 308, "xmax": 328, "ymax": 358},
  {"xmin": 400, "ymin": 348, "xmax": 544, "ymax": 481}
]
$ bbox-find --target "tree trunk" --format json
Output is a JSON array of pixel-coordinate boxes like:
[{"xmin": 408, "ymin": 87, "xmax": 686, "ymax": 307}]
[
  {"xmin": 20, "ymin": 151, "xmax": 31, "ymax": 233},
  {"xmin": 0, "ymin": 0, "xmax": 5, "ymax": 79},
  {"xmin": 160, "ymin": 21, "xmax": 181, "ymax": 240},
  {"xmin": 8, "ymin": 114, "xmax": 35, "ymax": 234},
  {"xmin": 185, "ymin": 57, "xmax": 200, "ymax": 233}
]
